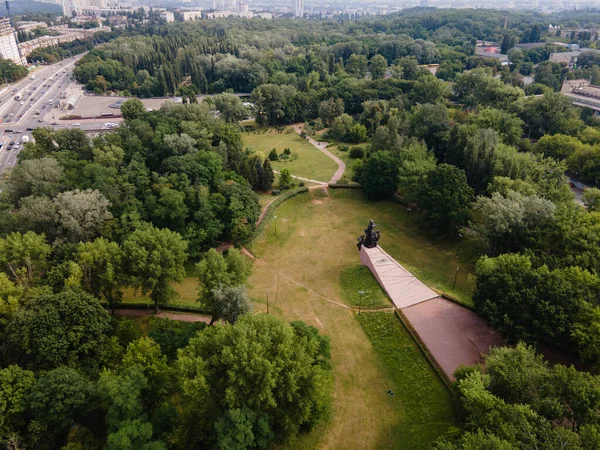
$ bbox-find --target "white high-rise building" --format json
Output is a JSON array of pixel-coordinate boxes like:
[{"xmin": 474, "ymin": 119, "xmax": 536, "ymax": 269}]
[
  {"xmin": 61, "ymin": 0, "xmax": 75, "ymax": 17},
  {"xmin": 0, "ymin": 18, "xmax": 25, "ymax": 65},
  {"xmin": 293, "ymin": 0, "xmax": 304, "ymax": 17}
]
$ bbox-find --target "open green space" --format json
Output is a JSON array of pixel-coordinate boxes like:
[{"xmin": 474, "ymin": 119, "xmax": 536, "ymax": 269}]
[
  {"xmin": 247, "ymin": 188, "xmax": 458, "ymax": 449},
  {"xmin": 250, "ymin": 188, "xmax": 475, "ymax": 306},
  {"xmin": 243, "ymin": 127, "xmax": 338, "ymax": 182},
  {"xmin": 356, "ymin": 312, "xmax": 456, "ymax": 449},
  {"xmin": 339, "ymin": 265, "xmax": 392, "ymax": 309}
]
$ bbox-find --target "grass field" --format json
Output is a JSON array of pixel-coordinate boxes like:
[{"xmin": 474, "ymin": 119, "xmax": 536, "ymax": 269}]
[
  {"xmin": 356, "ymin": 312, "xmax": 456, "ymax": 448},
  {"xmin": 247, "ymin": 188, "xmax": 458, "ymax": 450},
  {"xmin": 243, "ymin": 127, "xmax": 338, "ymax": 182}
]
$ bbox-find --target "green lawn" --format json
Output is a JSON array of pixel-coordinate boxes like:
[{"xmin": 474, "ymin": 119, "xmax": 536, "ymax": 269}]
[
  {"xmin": 339, "ymin": 265, "xmax": 392, "ymax": 309},
  {"xmin": 250, "ymin": 189, "xmax": 475, "ymax": 306},
  {"xmin": 247, "ymin": 188, "xmax": 459, "ymax": 450},
  {"xmin": 356, "ymin": 312, "xmax": 456, "ymax": 449},
  {"xmin": 243, "ymin": 127, "xmax": 338, "ymax": 182}
]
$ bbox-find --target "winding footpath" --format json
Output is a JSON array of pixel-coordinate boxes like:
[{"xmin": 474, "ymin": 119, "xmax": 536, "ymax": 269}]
[{"xmin": 291, "ymin": 124, "xmax": 346, "ymax": 184}]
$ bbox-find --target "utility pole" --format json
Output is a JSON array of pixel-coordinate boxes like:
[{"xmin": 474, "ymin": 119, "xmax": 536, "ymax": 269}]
[
  {"xmin": 456, "ymin": 233, "xmax": 463, "ymax": 256},
  {"xmin": 452, "ymin": 266, "xmax": 459, "ymax": 290},
  {"xmin": 265, "ymin": 290, "xmax": 269, "ymax": 314}
]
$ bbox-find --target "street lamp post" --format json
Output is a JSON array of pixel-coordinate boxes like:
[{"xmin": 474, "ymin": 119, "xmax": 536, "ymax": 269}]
[
  {"xmin": 274, "ymin": 215, "xmax": 277, "ymax": 237},
  {"xmin": 405, "ymin": 208, "xmax": 411, "ymax": 228},
  {"xmin": 452, "ymin": 266, "xmax": 459, "ymax": 290},
  {"xmin": 265, "ymin": 289, "xmax": 269, "ymax": 314},
  {"xmin": 456, "ymin": 233, "xmax": 463, "ymax": 256},
  {"xmin": 358, "ymin": 290, "xmax": 365, "ymax": 315}
]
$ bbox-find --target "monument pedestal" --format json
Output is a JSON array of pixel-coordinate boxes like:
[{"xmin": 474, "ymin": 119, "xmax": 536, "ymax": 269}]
[{"xmin": 360, "ymin": 245, "xmax": 438, "ymax": 309}]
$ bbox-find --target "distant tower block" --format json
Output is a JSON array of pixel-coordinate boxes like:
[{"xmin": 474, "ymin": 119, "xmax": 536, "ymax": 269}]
[
  {"xmin": 237, "ymin": 0, "xmax": 248, "ymax": 12},
  {"xmin": 293, "ymin": 0, "xmax": 304, "ymax": 17}
]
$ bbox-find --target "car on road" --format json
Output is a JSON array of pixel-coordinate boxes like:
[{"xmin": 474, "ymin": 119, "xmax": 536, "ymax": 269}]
[
  {"xmin": 9, "ymin": 141, "xmax": 14, "ymax": 145},
  {"xmin": 38, "ymin": 119, "xmax": 44, "ymax": 123},
  {"xmin": 26, "ymin": 128, "xmax": 34, "ymax": 131},
  {"xmin": 19, "ymin": 101, "xmax": 24, "ymax": 105},
  {"xmin": 73, "ymin": 123, "xmax": 81, "ymax": 127},
  {"xmin": 51, "ymin": 122, "xmax": 58, "ymax": 125},
  {"xmin": 49, "ymin": 99, "xmax": 53, "ymax": 104},
  {"xmin": 5, "ymin": 129, "xmax": 12, "ymax": 133},
  {"xmin": 9, "ymin": 112, "xmax": 14, "ymax": 117},
  {"xmin": 3, "ymin": 115, "xmax": 7, "ymax": 119},
  {"xmin": 14, "ymin": 141, "xmax": 19, "ymax": 146},
  {"xmin": 42, "ymin": 105, "xmax": 46, "ymax": 109}
]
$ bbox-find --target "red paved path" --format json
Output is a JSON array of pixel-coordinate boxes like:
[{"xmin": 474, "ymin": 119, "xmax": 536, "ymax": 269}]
[{"xmin": 402, "ymin": 298, "xmax": 505, "ymax": 380}]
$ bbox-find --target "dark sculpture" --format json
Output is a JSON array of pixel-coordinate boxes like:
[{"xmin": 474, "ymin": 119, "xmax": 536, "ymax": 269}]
[{"xmin": 357, "ymin": 219, "xmax": 380, "ymax": 250}]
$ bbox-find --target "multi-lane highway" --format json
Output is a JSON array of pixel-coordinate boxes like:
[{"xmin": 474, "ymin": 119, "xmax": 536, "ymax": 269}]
[{"xmin": 0, "ymin": 56, "xmax": 86, "ymax": 174}]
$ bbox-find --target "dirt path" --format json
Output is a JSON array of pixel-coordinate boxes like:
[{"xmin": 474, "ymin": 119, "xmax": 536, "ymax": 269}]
[
  {"xmin": 272, "ymin": 169, "xmax": 327, "ymax": 186},
  {"xmin": 291, "ymin": 124, "xmax": 346, "ymax": 184},
  {"xmin": 110, "ymin": 308, "xmax": 212, "ymax": 323}
]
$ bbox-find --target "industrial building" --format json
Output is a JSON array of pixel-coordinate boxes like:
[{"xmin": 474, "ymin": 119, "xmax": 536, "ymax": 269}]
[{"xmin": 561, "ymin": 79, "xmax": 600, "ymax": 116}]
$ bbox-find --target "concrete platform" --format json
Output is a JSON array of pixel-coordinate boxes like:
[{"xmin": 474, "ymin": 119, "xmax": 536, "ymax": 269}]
[{"xmin": 360, "ymin": 246, "xmax": 438, "ymax": 309}]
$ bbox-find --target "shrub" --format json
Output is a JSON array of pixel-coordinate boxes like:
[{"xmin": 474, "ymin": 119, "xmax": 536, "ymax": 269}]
[
  {"xmin": 299, "ymin": 182, "xmax": 305, "ymax": 187},
  {"xmin": 283, "ymin": 148, "xmax": 291, "ymax": 155},
  {"xmin": 271, "ymin": 189, "xmax": 281, "ymax": 196},
  {"xmin": 339, "ymin": 145, "xmax": 349, "ymax": 152},
  {"xmin": 269, "ymin": 149, "xmax": 278, "ymax": 161},
  {"xmin": 349, "ymin": 147, "xmax": 365, "ymax": 159}
]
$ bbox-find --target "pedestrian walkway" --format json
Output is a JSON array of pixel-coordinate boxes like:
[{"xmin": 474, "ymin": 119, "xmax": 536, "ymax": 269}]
[
  {"xmin": 402, "ymin": 298, "xmax": 504, "ymax": 380},
  {"xmin": 291, "ymin": 124, "xmax": 346, "ymax": 184},
  {"xmin": 360, "ymin": 246, "xmax": 438, "ymax": 309},
  {"xmin": 361, "ymin": 245, "xmax": 504, "ymax": 380}
]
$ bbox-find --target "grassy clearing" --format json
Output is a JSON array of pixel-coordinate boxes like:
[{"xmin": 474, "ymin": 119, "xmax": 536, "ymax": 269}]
[
  {"xmin": 243, "ymin": 127, "xmax": 338, "ymax": 182},
  {"xmin": 248, "ymin": 188, "xmax": 457, "ymax": 449},
  {"xmin": 250, "ymin": 188, "xmax": 474, "ymax": 307},
  {"xmin": 339, "ymin": 265, "xmax": 391, "ymax": 309},
  {"xmin": 356, "ymin": 312, "xmax": 456, "ymax": 449}
]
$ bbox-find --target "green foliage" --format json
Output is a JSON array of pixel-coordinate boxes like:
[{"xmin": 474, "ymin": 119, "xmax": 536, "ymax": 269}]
[
  {"xmin": 5, "ymin": 289, "xmax": 111, "ymax": 372},
  {"xmin": 397, "ymin": 141, "xmax": 437, "ymax": 202},
  {"xmin": 0, "ymin": 365, "xmax": 35, "ymax": 436},
  {"xmin": 76, "ymin": 237, "xmax": 124, "ymax": 312},
  {"xmin": 583, "ymin": 188, "xmax": 600, "ymax": 212},
  {"xmin": 0, "ymin": 231, "xmax": 51, "ymax": 289},
  {"xmin": 469, "ymin": 190, "xmax": 556, "ymax": 255},
  {"xmin": 29, "ymin": 367, "xmax": 92, "ymax": 439},
  {"xmin": 176, "ymin": 314, "xmax": 333, "ymax": 446},
  {"xmin": 121, "ymin": 337, "xmax": 172, "ymax": 403},
  {"xmin": 278, "ymin": 168, "xmax": 292, "ymax": 190},
  {"xmin": 147, "ymin": 317, "xmax": 206, "ymax": 361},
  {"xmin": 346, "ymin": 124, "xmax": 368, "ymax": 143},
  {"xmin": 474, "ymin": 253, "xmax": 600, "ymax": 360},
  {"xmin": 268, "ymin": 148, "xmax": 278, "ymax": 161},
  {"xmin": 121, "ymin": 99, "xmax": 146, "ymax": 120},
  {"xmin": 123, "ymin": 227, "xmax": 188, "ymax": 313},
  {"xmin": 358, "ymin": 151, "xmax": 399, "ymax": 199},
  {"xmin": 348, "ymin": 147, "xmax": 364, "ymax": 159},
  {"xmin": 196, "ymin": 248, "xmax": 252, "ymax": 323},
  {"xmin": 417, "ymin": 164, "xmax": 474, "ymax": 232},
  {"xmin": 443, "ymin": 344, "xmax": 600, "ymax": 449},
  {"xmin": 210, "ymin": 285, "xmax": 252, "ymax": 324}
]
